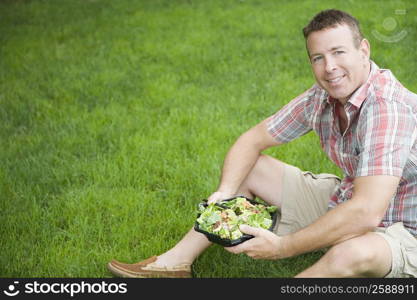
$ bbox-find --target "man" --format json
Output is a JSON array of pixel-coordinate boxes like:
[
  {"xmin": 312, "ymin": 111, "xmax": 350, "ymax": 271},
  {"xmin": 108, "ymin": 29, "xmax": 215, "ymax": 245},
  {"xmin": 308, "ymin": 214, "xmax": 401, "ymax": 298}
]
[{"xmin": 108, "ymin": 9, "xmax": 417, "ymax": 278}]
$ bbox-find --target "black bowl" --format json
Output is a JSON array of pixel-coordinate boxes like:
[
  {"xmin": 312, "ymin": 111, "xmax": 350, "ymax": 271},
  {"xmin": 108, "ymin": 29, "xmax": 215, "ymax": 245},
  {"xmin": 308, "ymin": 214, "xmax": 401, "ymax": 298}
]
[{"xmin": 194, "ymin": 196, "xmax": 278, "ymax": 247}]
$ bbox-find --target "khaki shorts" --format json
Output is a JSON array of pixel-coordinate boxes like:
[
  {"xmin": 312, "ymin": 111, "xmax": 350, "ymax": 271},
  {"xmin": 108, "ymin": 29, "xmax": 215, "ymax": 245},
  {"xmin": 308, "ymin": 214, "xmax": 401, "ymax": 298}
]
[{"xmin": 272, "ymin": 163, "xmax": 417, "ymax": 278}]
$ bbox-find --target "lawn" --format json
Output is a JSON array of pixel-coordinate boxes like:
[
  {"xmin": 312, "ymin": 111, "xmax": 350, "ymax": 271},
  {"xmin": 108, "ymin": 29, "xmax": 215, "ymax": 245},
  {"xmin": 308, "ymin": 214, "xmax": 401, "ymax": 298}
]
[{"xmin": 1, "ymin": 0, "xmax": 416, "ymax": 277}]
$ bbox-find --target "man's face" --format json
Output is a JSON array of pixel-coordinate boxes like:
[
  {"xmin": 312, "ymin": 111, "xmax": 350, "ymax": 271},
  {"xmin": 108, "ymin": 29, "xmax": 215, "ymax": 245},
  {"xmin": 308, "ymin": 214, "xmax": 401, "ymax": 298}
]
[{"xmin": 306, "ymin": 24, "xmax": 370, "ymax": 104}]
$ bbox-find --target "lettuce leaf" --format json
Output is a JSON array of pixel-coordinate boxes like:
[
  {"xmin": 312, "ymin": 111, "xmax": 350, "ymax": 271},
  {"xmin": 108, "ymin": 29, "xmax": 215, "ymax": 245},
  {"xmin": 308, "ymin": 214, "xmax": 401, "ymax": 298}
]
[{"xmin": 196, "ymin": 197, "xmax": 277, "ymax": 240}]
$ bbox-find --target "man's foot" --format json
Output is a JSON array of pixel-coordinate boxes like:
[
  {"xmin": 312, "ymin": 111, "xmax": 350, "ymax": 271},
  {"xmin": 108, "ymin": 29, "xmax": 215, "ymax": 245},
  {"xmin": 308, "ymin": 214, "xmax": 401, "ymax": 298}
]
[{"xmin": 107, "ymin": 256, "xmax": 192, "ymax": 278}]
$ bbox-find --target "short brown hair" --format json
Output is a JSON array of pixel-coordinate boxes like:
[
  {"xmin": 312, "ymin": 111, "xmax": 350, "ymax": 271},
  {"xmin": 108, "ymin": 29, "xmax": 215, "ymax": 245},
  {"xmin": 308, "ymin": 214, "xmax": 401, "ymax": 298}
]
[{"xmin": 303, "ymin": 9, "xmax": 364, "ymax": 48}]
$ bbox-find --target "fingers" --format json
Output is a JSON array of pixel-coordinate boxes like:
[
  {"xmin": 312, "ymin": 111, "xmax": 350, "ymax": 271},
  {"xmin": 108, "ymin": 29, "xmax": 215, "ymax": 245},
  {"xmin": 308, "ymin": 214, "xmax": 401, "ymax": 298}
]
[
  {"xmin": 224, "ymin": 226, "xmax": 261, "ymax": 255},
  {"xmin": 207, "ymin": 198, "xmax": 218, "ymax": 204},
  {"xmin": 225, "ymin": 242, "xmax": 260, "ymax": 259},
  {"xmin": 239, "ymin": 224, "xmax": 260, "ymax": 236},
  {"xmin": 225, "ymin": 234, "xmax": 257, "ymax": 255},
  {"xmin": 207, "ymin": 192, "xmax": 221, "ymax": 204},
  {"xmin": 207, "ymin": 191, "xmax": 234, "ymax": 204},
  {"xmin": 225, "ymin": 244, "xmax": 245, "ymax": 255}
]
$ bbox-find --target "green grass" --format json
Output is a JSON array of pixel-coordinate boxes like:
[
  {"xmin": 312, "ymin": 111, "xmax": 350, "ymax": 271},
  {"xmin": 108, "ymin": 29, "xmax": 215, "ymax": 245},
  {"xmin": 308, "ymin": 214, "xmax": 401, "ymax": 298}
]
[{"xmin": 1, "ymin": 0, "xmax": 416, "ymax": 277}]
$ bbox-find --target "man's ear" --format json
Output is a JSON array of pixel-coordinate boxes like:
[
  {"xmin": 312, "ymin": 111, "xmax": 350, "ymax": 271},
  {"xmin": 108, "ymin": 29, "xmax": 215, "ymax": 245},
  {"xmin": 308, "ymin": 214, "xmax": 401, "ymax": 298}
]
[{"xmin": 360, "ymin": 38, "xmax": 371, "ymax": 60}]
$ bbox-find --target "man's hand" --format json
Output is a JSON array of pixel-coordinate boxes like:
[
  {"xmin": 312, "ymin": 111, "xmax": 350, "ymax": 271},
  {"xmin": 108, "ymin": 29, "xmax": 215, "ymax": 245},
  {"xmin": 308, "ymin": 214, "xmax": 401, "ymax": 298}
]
[
  {"xmin": 207, "ymin": 191, "xmax": 235, "ymax": 204},
  {"xmin": 225, "ymin": 224, "xmax": 284, "ymax": 260}
]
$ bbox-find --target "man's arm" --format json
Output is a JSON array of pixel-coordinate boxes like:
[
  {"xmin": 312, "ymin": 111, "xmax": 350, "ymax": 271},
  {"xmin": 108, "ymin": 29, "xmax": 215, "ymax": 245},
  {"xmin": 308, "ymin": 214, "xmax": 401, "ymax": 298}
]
[
  {"xmin": 207, "ymin": 118, "xmax": 281, "ymax": 203},
  {"xmin": 226, "ymin": 175, "xmax": 400, "ymax": 259}
]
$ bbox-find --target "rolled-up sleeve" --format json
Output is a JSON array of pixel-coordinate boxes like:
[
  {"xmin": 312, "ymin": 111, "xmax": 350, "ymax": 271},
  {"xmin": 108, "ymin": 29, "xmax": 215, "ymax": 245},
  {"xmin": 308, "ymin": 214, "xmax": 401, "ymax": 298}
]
[{"xmin": 267, "ymin": 86, "xmax": 318, "ymax": 144}]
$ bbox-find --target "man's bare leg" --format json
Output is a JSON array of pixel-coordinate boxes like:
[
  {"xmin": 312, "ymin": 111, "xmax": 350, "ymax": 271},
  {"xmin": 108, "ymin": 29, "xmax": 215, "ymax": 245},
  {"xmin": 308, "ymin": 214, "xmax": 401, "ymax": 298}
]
[
  {"xmin": 295, "ymin": 232, "xmax": 392, "ymax": 277},
  {"xmin": 154, "ymin": 228, "xmax": 212, "ymax": 266}
]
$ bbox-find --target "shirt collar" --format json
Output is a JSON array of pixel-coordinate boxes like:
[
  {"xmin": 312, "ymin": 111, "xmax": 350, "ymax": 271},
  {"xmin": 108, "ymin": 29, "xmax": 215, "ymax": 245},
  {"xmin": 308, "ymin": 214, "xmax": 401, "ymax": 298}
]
[{"xmin": 325, "ymin": 60, "xmax": 380, "ymax": 107}]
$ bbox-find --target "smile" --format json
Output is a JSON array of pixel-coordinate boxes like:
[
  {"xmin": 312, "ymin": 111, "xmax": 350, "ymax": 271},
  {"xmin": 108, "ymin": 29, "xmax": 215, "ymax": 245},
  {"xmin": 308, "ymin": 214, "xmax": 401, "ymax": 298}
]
[{"xmin": 326, "ymin": 74, "xmax": 345, "ymax": 84}]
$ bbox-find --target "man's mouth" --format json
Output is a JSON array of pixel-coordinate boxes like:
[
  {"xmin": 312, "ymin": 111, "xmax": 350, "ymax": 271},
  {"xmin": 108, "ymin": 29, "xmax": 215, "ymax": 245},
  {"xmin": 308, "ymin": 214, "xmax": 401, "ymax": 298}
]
[{"xmin": 326, "ymin": 74, "xmax": 346, "ymax": 85}]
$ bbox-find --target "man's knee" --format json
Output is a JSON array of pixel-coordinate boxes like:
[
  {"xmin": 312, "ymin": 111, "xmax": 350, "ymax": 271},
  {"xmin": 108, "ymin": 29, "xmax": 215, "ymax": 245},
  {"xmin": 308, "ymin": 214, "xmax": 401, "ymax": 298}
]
[
  {"xmin": 250, "ymin": 155, "xmax": 285, "ymax": 179},
  {"xmin": 323, "ymin": 233, "xmax": 391, "ymax": 277},
  {"xmin": 236, "ymin": 155, "xmax": 285, "ymax": 206},
  {"xmin": 254, "ymin": 154, "xmax": 282, "ymax": 170}
]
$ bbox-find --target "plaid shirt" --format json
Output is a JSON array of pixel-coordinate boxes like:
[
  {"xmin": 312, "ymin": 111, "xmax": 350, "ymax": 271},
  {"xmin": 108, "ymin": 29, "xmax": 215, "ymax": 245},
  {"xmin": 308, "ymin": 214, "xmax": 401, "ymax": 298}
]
[{"xmin": 267, "ymin": 61, "xmax": 417, "ymax": 236}]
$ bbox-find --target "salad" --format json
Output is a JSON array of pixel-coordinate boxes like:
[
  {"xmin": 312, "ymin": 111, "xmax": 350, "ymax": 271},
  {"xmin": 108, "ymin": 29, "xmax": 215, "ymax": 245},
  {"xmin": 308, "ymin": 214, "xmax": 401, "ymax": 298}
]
[{"xmin": 196, "ymin": 197, "xmax": 277, "ymax": 241}]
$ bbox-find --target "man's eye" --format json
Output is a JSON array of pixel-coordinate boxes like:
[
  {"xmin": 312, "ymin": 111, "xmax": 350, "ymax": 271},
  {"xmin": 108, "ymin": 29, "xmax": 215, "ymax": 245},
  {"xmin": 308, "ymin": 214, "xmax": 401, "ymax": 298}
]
[
  {"xmin": 335, "ymin": 50, "xmax": 345, "ymax": 55},
  {"xmin": 312, "ymin": 56, "xmax": 322, "ymax": 63}
]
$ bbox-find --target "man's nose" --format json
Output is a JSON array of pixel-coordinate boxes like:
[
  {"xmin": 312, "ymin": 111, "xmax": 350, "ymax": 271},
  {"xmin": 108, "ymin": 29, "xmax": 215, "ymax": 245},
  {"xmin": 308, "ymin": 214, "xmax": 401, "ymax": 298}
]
[{"xmin": 325, "ymin": 57, "xmax": 337, "ymax": 73}]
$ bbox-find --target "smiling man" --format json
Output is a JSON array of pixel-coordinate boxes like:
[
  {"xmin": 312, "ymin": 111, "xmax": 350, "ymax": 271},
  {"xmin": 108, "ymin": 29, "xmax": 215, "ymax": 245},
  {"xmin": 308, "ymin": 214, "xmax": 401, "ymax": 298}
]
[
  {"xmin": 309, "ymin": 28, "xmax": 370, "ymax": 104},
  {"xmin": 108, "ymin": 9, "xmax": 417, "ymax": 278}
]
